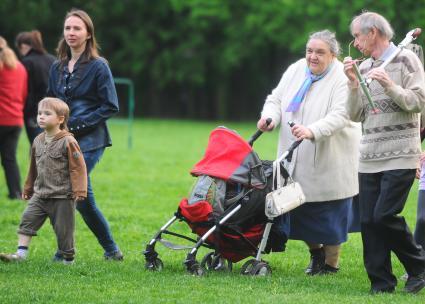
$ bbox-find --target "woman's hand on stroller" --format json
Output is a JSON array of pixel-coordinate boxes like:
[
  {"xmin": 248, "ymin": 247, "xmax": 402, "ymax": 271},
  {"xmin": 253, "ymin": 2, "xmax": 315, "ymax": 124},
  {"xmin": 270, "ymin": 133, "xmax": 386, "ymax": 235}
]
[
  {"xmin": 257, "ymin": 118, "xmax": 275, "ymax": 132},
  {"xmin": 291, "ymin": 123, "xmax": 314, "ymax": 140}
]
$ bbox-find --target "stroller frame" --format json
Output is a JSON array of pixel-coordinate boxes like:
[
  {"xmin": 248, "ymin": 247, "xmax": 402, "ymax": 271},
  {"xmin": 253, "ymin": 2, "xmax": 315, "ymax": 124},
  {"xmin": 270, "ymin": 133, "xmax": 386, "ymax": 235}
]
[{"xmin": 144, "ymin": 121, "xmax": 302, "ymax": 276}]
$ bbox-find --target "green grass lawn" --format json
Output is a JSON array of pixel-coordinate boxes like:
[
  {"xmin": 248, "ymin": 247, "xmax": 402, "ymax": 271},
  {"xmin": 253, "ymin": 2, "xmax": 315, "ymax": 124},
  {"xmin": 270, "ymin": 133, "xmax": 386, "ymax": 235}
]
[{"xmin": 0, "ymin": 119, "xmax": 424, "ymax": 303}]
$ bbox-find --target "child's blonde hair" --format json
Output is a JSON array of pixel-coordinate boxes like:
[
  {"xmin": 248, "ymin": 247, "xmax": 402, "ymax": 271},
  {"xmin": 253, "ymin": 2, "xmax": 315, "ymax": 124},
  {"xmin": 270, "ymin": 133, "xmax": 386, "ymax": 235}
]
[{"xmin": 38, "ymin": 98, "xmax": 70, "ymax": 131}]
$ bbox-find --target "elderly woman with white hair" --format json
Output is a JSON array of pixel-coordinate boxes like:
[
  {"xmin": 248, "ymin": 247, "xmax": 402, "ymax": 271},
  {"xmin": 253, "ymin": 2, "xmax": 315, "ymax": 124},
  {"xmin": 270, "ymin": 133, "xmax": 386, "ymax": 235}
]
[
  {"xmin": 257, "ymin": 30, "xmax": 360, "ymax": 275},
  {"xmin": 344, "ymin": 12, "xmax": 425, "ymax": 294}
]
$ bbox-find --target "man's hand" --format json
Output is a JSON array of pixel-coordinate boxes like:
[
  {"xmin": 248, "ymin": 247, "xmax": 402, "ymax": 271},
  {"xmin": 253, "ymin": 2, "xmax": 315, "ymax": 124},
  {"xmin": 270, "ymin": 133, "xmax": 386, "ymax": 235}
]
[
  {"xmin": 343, "ymin": 56, "xmax": 359, "ymax": 84},
  {"xmin": 420, "ymin": 151, "xmax": 425, "ymax": 165},
  {"xmin": 416, "ymin": 151, "xmax": 425, "ymax": 179},
  {"xmin": 367, "ymin": 67, "xmax": 394, "ymax": 88}
]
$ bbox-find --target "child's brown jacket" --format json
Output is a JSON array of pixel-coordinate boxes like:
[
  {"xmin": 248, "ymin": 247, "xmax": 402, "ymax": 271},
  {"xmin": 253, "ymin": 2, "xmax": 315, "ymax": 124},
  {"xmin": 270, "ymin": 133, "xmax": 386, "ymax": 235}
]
[{"xmin": 23, "ymin": 130, "xmax": 87, "ymax": 199}]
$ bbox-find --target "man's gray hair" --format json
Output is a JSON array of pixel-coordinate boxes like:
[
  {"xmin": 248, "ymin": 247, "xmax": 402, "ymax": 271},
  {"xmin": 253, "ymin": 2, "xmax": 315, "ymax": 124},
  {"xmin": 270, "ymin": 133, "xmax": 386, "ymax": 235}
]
[
  {"xmin": 350, "ymin": 12, "xmax": 394, "ymax": 40},
  {"xmin": 308, "ymin": 30, "xmax": 341, "ymax": 56}
]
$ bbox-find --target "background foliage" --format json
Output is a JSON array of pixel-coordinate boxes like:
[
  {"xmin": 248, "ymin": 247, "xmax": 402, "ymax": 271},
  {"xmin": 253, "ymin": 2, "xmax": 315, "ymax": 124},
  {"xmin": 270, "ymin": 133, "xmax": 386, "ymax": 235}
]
[{"xmin": 1, "ymin": 0, "xmax": 425, "ymax": 119}]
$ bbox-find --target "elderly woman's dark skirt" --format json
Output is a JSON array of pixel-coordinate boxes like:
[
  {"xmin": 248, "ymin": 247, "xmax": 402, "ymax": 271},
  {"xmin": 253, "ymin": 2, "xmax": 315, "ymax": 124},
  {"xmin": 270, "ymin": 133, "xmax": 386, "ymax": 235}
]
[{"xmin": 289, "ymin": 197, "xmax": 354, "ymax": 245}]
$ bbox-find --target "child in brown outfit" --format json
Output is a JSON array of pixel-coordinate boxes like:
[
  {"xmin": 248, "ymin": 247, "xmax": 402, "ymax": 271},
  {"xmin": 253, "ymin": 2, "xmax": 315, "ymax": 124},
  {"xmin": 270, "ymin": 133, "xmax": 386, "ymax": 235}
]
[{"xmin": 0, "ymin": 97, "xmax": 87, "ymax": 264}]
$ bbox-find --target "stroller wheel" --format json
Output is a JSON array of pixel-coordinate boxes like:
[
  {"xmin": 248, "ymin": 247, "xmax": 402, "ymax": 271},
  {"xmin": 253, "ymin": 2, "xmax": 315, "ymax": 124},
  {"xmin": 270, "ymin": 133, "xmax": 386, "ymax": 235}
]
[
  {"xmin": 145, "ymin": 258, "xmax": 164, "ymax": 271},
  {"xmin": 200, "ymin": 252, "xmax": 215, "ymax": 270},
  {"xmin": 201, "ymin": 252, "xmax": 233, "ymax": 272},
  {"xmin": 190, "ymin": 263, "xmax": 205, "ymax": 276},
  {"xmin": 250, "ymin": 261, "xmax": 272, "ymax": 276},
  {"xmin": 240, "ymin": 259, "xmax": 257, "ymax": 275},
  {"xmin": 211, "ymin": 255, "xmax": 232, "ymax": 272}
]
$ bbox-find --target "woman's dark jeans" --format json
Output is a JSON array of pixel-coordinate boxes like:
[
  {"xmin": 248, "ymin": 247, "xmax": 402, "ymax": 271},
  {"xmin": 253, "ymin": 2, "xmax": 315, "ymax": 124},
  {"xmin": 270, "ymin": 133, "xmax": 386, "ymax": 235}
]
[
  {"xmin": 0, "ymin": 126, "xmax": 22, "ymax": 199},
  {"xmin": 76, "ymin": 148, "xmax": 118, "ymax": 253}
]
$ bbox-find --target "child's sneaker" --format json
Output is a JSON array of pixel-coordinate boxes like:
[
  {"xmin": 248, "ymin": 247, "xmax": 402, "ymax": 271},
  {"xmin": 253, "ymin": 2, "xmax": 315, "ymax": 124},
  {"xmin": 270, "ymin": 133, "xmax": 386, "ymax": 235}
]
[
  {"xmin": 63, "ymin": 259, "xmax": 74, "ymax": 265},
  {"xmin": 0, "ymin": 253, "xmax": 24, "ymax": 262},
  {"xmin": 104, "ymin": 249, "xmax": 123, "ymax": 261},
  {"xmin": 52, "ymin": 253, "xmax": 63, "ymax": 262}
]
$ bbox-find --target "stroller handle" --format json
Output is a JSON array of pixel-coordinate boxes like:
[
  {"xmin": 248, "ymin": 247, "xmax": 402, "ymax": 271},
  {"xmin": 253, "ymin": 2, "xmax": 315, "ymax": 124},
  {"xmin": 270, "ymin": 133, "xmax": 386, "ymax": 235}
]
[
  {"xmin": 248, "ymin": 118, "xmax": 272, "ymax": 146},
  {"xmin": 276, "ymin": 121, "xmax": 303, "ymax": 163}
]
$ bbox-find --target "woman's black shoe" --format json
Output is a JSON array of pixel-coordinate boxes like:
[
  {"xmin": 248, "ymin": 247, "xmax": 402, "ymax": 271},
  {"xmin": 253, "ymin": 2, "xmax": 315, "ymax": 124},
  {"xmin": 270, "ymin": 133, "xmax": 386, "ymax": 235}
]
[
  {"xmin": 319, "ymin": 264, "xmax": 339, "ymax": 275},
  {"xmin": 305, "ymin": 247, "xmax": 325, "ymax": 276}
]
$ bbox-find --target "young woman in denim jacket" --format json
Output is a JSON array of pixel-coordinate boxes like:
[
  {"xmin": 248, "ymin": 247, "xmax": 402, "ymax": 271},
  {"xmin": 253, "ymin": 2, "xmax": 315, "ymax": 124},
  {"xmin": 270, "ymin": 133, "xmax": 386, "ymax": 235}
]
[{"xmin": 47, "ymin": 9, "xmax": 122, "ymax": 260}]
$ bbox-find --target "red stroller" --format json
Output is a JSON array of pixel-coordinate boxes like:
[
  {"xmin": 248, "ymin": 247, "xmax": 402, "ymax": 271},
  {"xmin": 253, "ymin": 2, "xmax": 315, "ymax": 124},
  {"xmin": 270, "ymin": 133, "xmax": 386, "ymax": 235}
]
[{"xmin": 144, "ymin": 122, "xmax": 301, "ymax": 276}]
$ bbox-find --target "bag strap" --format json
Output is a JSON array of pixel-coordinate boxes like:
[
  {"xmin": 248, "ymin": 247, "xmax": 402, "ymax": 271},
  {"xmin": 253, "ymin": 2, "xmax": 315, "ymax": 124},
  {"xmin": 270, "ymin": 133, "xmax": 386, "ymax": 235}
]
[
  {"xmin": 273, "ymin": 160, "xmax": 282, "ymax": 189},
  {"xmin": 273, "ymin": 160, "xmax": 293, "ymax": 190}
]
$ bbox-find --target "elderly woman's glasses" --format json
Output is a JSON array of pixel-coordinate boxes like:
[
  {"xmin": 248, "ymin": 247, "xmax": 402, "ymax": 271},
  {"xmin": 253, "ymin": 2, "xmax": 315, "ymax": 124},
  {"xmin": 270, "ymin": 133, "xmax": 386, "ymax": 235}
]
[{"xmin": 348, "ymin": 40, "xmax": 365, "ymax": 63}]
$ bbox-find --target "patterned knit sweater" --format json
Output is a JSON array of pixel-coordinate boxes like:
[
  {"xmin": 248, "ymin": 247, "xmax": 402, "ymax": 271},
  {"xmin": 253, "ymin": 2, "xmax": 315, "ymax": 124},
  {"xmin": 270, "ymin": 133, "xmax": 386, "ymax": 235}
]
[{"xmin": 346, "ymin": 47, "xmax": 425, "ymax": 173}]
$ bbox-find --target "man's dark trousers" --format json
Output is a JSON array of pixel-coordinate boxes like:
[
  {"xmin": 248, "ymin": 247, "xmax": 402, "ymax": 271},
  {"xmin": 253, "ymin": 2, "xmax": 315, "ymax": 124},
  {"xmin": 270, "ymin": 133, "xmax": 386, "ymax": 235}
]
[{"xmin": 359, "ymin": 169, "xmax": 425, "ymax": 290}]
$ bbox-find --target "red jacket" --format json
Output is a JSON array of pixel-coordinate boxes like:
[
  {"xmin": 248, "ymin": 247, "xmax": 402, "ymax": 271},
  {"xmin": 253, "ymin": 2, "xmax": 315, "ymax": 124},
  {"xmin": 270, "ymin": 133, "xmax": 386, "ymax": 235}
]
[{"xmin": 0, "ymin": 62, "xmax": 28, "ymax": 126}]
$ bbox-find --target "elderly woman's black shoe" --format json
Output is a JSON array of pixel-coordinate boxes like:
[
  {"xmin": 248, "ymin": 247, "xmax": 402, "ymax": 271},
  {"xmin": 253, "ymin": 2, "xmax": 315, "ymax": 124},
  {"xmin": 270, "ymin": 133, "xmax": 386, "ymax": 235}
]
[
  {"xmin": 305, "ymin": 247, "xmax": 325, "ymax": 275},
  {"xmin": 319, "ymin": 264, "xmax": 339, "ymax": 275}
]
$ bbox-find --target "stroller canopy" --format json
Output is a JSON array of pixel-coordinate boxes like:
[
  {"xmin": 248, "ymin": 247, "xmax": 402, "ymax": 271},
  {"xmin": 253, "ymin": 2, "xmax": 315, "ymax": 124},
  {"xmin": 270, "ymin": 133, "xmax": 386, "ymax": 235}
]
[{"xmin": 191, "ymin": 127, "xmax": 266, "ymax": 189}]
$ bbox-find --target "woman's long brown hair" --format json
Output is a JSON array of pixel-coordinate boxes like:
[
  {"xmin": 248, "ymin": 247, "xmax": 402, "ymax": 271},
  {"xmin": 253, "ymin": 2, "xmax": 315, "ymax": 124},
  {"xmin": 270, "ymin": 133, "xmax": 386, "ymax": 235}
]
[
  {"xmin": 15, "ymin": 30, "xmax": 48, "ymax": 54},
  {"xmin": 56, "ymin": 9, "xmax": 100, "ymax": 63}
]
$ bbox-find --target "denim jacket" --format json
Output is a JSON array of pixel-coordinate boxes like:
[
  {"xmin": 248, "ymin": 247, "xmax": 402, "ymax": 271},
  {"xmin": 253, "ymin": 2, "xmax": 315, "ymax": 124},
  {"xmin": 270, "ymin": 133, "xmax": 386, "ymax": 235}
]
[{"xmin": 47, "ymin": 57, "xmax": 119, "ymax": 152}]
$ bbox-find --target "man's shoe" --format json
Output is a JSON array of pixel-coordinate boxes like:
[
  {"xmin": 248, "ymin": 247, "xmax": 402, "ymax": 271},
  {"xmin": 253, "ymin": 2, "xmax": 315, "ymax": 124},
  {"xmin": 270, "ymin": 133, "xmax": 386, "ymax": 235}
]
[
  {"xmin": 369, "ymin": 287, "xmax": 395, "ymax": 295},
  {"xmin": 404, "ymin": 271, "xmax": 425, "ymax": 294},
  {"xmin": 305, "ymin": 247, "xmax": 325, "ymax": 275},
  {"xmin": 0, "ymin": 253, "xmax": 24, "ymax": 262},
  {"xmin": 400, "ymin": 273, "xmax": 409, "ymax": 281},
  {"xmin": 319, "ymin": 264, "xmax": 339, "ymax": 275},
  {"xmin": 104, "ymin": 250, "xmax": 123, "ymax": 261}
]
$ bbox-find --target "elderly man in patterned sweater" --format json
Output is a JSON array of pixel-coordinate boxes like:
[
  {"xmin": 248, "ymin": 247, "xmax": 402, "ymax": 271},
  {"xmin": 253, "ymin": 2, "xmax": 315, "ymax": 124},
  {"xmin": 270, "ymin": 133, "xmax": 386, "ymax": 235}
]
[{"xmin": 344, "ymin": 12, "xmax": 425, "ymax": 294}]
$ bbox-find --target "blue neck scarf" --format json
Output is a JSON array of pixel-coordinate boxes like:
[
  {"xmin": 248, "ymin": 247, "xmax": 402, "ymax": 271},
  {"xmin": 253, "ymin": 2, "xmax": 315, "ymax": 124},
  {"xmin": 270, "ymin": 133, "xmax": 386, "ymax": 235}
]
[{"xmin": 286, "ymin": 63, "xmax": 333, "ymax": 112}]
